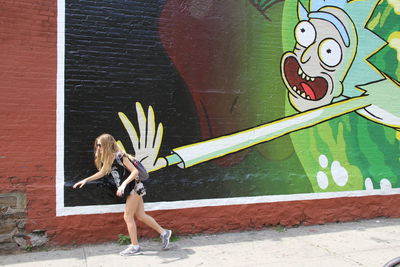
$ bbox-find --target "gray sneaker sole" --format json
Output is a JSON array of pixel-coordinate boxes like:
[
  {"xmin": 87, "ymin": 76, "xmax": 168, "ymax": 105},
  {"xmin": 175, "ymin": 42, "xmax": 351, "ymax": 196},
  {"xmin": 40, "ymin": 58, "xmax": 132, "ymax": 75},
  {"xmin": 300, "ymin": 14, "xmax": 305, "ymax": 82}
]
[
  {"xmin": 119, "ymin": 251, "xmax": 142, "ymax": 256},
  {"xmin": 119, "ymin": 248, "xmax": 142, "ymax": 256}
]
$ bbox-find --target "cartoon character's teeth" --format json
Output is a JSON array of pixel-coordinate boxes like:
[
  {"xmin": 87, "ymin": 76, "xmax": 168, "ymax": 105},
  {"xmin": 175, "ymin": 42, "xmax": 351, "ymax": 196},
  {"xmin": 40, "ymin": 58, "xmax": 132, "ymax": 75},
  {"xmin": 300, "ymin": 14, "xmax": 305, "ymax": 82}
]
[
  {"xmin": 292, "ymin": 85, "xmax": 301, "ymax": 95},
  {"xmin": 298, "ymin": 68, "xmax": 303, "ymax": 76},
  {"xmin": 301, "ymin": 92, "xmax": 306, "ymax": 98},
  {"xmin": 306, "ymin": 95, "xmax": 310, "ymax": 99},
  {"xmin": 297, "ymin": 68, "xmax": 315, "ymax": 82}
]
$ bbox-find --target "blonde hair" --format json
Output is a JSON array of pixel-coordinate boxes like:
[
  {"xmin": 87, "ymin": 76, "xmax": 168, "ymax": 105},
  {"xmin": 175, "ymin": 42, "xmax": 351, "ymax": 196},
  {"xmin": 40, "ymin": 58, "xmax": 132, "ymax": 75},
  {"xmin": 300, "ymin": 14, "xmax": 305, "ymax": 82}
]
[{"xmin": 94, "ymin": 133, "xmax": 134, "ymax": 174}]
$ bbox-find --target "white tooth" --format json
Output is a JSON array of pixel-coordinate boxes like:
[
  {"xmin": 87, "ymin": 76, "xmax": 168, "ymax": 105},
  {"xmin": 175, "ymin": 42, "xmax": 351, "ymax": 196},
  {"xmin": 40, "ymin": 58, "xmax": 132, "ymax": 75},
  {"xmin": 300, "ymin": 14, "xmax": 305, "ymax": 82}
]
[
  {"xmin": 293, "ymin": 86, "xmax": 297, "ymax": 90},
  {"xmin": 297, "ymin": 89, "xmax": 302, "ymax": 94},
  {"xmin": 306, "ymin": 95, "xmax": 310, "ymax": 99},
  {"xmin": 306, "ymin": 76, "xmax": 310, "ymax": 81},
  {"xmin": 311, "ymin": 77, "xmax": 315, "ymax": 82},
  {"xmin": 298, "ymin": 68, "xmax": 303, "ymax": 76},
  {"xmin": 302, "ymin": 73, "xmax": 306, "ymax": 79},
  {"xmin": 301, "ymin": 92, "xmax": 306, "ymax": 98}
]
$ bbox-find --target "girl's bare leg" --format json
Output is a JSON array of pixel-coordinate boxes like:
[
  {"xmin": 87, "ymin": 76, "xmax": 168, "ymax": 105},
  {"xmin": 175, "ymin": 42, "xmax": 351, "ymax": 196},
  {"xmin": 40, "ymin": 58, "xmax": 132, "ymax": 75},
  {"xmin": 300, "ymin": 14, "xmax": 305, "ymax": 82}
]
[
  {"xmin": 135, "ymin": 196, "xmax": 164, "ymax": 234},
  {"xmin": 124, "ymin": 193, "xmax": 141, "ymax": 245}
]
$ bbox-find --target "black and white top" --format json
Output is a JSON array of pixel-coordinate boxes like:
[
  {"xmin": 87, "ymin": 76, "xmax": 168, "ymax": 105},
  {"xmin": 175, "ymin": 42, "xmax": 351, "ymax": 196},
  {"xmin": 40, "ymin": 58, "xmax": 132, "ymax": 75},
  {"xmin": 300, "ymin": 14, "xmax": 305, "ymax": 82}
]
[{"xmin": 107, "ymin": 152, "xmax": 146, "ymax": 197}]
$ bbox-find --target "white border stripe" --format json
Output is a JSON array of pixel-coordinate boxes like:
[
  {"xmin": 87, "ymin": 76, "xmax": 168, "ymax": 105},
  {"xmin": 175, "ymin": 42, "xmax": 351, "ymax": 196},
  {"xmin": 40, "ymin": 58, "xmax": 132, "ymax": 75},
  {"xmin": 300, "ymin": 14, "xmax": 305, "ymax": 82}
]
[{"xmin": 56, "ymin": 0, "xmax": 65, "ymax": 217}]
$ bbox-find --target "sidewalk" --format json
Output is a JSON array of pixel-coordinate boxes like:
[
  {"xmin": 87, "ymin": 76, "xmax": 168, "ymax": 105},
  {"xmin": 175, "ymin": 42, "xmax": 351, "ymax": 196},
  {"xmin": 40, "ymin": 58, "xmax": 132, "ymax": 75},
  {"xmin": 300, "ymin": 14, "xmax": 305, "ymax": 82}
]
[{"xmin": 1, "ymin": 217, "xmax": 400, "ymax": 267}]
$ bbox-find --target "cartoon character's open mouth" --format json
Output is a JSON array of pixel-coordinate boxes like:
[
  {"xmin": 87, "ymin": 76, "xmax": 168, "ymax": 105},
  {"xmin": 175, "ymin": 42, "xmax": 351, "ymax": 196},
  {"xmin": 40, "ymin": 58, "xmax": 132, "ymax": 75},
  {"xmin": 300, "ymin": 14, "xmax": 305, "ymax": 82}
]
[{"xmin": 283, "ymin": 57, "xmax": 328, "ymax": 101}]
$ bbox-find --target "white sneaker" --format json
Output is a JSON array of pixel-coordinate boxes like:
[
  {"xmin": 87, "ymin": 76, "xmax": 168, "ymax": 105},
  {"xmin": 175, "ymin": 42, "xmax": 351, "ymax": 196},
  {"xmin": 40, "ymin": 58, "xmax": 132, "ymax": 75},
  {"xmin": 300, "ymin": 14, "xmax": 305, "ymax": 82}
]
[
  {"xmin": 119, "ymin": 245, "xmax": 142, "ymax": 256},
  {"xmin": 161, "ymin": 229, "xmax": 172, "ymax": 249}
]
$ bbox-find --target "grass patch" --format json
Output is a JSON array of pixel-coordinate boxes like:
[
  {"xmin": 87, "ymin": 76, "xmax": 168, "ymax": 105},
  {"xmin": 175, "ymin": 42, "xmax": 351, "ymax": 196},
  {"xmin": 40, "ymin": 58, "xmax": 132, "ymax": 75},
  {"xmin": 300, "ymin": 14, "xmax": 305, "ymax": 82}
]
[
  {"xmin": 170, "ymin": 234, "xmax": 180, "ymax": 242},
  {"xmin": 169, "ymin": 229, "xmax": 180, "ymax": 242},
  {"xmin": 274, "ymin": 225, "xmax": 286, "ymax": 232},
  {"xmin": 24, "ymin": 245, "xmax": 48, "ymax": 253},
  {"xmin": 117, "ymin": 234, "xmax": 131, "ymax": 245}
]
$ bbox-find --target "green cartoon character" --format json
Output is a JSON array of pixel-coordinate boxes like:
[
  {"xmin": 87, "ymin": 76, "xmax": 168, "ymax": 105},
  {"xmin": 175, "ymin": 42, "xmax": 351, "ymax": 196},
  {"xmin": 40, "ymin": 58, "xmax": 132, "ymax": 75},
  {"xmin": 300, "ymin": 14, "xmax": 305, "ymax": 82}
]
[
  {"xmin": 281, "ymin": 0, "xmax": 359, "ymax": 111},
  {"xmin": 282, "ymin": 0, "xmax": 400, "ymax": 126}
]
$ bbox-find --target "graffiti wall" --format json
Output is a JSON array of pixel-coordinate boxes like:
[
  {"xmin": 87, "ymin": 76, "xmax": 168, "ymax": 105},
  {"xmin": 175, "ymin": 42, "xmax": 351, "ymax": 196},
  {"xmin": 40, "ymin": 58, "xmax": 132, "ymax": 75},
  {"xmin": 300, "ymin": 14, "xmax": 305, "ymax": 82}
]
[
  {"xmin": 56, "ymin": 0, "xmax": 400, "ymax": 217},
  {"xmin": 4, "ymin": 0, "xmax": 400, "ymax": 249}
]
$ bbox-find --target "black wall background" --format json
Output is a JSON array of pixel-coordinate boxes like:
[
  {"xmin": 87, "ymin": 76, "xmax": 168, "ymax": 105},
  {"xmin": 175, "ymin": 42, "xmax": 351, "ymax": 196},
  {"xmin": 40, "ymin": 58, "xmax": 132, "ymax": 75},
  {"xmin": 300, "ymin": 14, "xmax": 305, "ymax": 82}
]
[{"xmin": 63, "ymin": 0, "xmax": 210, "ymax": 206}]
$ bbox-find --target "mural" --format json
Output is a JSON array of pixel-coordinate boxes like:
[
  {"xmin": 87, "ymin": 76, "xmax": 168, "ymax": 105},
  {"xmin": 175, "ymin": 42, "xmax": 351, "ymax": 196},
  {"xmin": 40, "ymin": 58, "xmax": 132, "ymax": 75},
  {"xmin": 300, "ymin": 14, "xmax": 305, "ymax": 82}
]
[{"xmin": 57, "ymin": 0, "xmax": 400, "ymax": 215}]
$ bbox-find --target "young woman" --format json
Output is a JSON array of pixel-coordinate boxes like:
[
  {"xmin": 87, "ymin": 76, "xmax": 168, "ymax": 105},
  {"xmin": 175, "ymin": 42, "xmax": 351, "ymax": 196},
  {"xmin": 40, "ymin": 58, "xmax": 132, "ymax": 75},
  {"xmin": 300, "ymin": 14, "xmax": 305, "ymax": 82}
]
[{"xmin": 73, "ymin": 133, "xmax": 172, "ymax": 256}]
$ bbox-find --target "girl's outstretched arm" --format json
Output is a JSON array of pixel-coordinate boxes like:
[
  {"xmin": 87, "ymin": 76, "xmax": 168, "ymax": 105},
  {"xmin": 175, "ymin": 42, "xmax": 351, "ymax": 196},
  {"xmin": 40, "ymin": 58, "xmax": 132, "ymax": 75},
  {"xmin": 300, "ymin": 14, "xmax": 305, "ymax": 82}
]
[{"xmin": 73, "ymin": 169, "xmax": 107, "ymax": 189}]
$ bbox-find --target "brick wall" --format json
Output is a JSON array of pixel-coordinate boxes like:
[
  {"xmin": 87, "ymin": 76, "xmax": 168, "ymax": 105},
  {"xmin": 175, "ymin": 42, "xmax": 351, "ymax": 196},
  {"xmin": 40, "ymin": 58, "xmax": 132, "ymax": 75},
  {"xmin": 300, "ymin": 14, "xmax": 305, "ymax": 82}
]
[
  {"xmin": 0, "ymin": 0, "xmax": 57, "ymax": 251},
  {"xmin": 0, "ymin": 0, "xmax": 399, "ymax": 250}
]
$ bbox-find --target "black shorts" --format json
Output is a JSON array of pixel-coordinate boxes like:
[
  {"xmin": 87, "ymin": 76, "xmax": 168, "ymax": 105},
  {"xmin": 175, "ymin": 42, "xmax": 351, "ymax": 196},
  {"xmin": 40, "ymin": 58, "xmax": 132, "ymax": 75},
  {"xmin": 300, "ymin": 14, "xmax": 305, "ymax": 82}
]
[{"xmin": 129, "ymin": 181, "xmax": 146, "ymax": 197}]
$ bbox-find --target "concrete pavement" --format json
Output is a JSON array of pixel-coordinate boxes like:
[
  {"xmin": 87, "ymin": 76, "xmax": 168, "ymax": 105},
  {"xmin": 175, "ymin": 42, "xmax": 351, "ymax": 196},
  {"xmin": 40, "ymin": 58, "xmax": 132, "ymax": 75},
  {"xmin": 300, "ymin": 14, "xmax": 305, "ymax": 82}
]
[{"xmin": 1, "ymin": 217, "xmax": 400, "ymax": 267}]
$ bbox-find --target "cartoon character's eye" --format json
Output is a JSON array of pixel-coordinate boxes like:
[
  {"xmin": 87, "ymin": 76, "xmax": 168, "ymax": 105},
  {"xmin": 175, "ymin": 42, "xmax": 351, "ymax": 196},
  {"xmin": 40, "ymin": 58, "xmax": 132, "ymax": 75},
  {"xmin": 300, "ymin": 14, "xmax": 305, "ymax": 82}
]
[
  {"xmin": 318, "ymin": 39, "xmax": 342, "ymax": 67},
  {"xmin": 294, "ymin": 21, "xmax": 316, "ymax": 48}
]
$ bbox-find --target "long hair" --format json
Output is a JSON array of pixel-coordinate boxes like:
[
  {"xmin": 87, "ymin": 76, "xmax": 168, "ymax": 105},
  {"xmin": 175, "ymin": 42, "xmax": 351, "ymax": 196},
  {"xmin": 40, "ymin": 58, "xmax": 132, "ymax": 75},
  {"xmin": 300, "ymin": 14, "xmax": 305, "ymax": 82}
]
[{"xmin": 94, "ymin": 133, "xmax": 134, "ymax": 174}]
